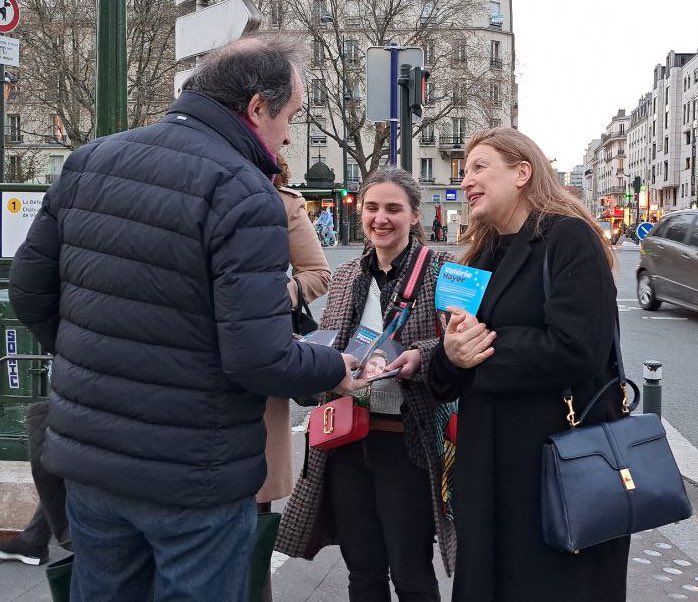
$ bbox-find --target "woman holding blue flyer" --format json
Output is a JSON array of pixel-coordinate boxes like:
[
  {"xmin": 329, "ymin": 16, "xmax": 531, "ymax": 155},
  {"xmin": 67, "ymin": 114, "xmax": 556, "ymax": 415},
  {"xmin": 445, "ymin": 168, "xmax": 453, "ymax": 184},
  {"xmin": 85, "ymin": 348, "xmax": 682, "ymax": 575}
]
[
  {"xmin": 276, "ymin": 167, "xmax": 456, "ymax": 601},
  {"xmin": 428, "ymin": 128, "xmax": 629, "ymax": 601}
]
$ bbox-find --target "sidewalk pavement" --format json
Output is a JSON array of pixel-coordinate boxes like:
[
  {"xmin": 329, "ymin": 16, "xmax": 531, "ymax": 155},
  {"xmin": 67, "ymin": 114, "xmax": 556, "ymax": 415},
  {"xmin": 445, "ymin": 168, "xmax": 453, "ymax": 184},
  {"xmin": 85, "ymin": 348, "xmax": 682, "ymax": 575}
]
[{"xmin": 2, "ymin": 416, "xmax": 697, "ymax": 601}]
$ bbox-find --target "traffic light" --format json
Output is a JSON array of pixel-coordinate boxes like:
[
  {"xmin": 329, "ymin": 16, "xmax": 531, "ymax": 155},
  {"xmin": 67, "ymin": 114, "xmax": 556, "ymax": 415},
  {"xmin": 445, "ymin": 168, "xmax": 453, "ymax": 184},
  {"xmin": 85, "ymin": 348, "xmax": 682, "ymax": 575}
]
[
  {"xmin": 408, "ymin": 66, "xmax": 430, "ymax": 118},
  {"xmin": 633, "ymin": 176, "xmax": 641, "ymax": 194},
  {"xmin": 339, "ymin": 188, "xmax": 348, "ymax": 198},
  {"xmin": 624, "ymin": 192, "xmax": 633, "ymax": 200},
  {"xmin": 343, "ymin": 193, "xmax": 354, "ymax": 205}
]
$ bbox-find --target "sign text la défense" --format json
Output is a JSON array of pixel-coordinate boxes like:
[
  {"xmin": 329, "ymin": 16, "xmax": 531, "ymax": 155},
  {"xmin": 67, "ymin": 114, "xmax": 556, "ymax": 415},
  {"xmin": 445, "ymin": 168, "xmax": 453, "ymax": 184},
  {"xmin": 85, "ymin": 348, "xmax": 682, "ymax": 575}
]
[{"xmin": 0, "ymin": 0, "xmax": 20, "ymax": 34}]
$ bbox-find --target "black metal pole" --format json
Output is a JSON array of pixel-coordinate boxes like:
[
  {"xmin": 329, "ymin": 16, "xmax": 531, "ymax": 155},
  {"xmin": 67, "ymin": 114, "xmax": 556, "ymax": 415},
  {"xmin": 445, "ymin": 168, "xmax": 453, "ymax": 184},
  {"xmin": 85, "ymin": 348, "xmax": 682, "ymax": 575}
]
[
  {"xmin": 398, "ymin": 64, "xmax": 411, "ymax": 172},
  {"xmin": 340, "ymin": 35, "xmax": 348, "ymax": 245},
  {"xmin": 642, "ymin": 360, "xmax": 662, "ymax": 418}
]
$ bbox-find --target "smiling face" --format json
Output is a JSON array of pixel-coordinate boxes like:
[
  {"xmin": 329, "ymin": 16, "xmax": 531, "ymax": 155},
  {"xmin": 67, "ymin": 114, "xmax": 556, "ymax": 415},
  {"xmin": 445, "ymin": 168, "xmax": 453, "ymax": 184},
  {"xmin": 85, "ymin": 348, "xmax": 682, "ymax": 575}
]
[
  {"xmin": 363, "ymin": 354, "xmax": 388, "ymax": 379},
  {"xmin": 361, "ymin": 182, "xmax": 419, "ymax": 257},
  {"xmin": 461, "ymin": 143, "xmax": 532, "ymax": 234}
]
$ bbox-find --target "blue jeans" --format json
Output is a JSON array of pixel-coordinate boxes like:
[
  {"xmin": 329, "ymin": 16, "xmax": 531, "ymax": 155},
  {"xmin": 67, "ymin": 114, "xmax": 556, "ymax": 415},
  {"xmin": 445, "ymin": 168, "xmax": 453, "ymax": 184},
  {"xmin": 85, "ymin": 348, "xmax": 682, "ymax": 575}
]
[{"xmin": 65, "ymin": 480, "xmax": 257, "ymax": 602}]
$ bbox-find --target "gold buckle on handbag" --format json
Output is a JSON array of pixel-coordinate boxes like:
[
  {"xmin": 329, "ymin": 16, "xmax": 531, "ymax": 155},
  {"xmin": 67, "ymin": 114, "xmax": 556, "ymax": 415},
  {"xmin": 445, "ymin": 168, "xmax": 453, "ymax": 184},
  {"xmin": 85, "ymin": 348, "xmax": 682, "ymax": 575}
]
[
  {"xmin": 564, "ymin": 395, "xmax": 581, "ymax": 428},
  {"xmin": 323, "ymin": 406, "xmax": 335, "ymax": 434},
  {"xmin": 619, "ymin": 468, "xmax": 636, "ymax": 490}
]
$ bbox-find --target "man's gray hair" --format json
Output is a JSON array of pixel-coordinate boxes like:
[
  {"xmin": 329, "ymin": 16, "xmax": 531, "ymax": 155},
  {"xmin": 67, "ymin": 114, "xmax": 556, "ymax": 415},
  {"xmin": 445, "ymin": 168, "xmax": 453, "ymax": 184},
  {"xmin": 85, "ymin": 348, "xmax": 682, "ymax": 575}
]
[{"xmin": 182, "ymin": 35, "xmax": 304, "ymax": 118}]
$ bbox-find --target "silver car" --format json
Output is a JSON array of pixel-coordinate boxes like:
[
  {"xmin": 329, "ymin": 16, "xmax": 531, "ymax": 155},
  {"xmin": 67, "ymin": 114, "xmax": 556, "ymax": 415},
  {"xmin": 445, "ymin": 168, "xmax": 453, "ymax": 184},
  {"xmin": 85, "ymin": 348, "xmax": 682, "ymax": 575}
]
[{"xmin": 636, "ymin": 209, "xmax": 698, "ymax": 313}]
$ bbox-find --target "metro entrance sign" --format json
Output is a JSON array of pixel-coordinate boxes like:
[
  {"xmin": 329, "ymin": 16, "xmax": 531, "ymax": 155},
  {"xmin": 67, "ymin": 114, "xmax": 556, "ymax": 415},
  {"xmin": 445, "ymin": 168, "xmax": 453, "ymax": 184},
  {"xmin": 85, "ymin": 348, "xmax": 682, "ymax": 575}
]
[{"xmin": 0, "ymin": 0, "xmax": 20, "ymax": 34}]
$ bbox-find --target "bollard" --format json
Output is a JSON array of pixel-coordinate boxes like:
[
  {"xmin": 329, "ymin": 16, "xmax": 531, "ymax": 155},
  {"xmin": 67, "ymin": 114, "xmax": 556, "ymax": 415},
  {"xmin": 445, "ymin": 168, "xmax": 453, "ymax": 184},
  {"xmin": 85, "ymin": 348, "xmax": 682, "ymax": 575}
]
[{"xmin": 642, "ymin": 360, "xmax": 662, "ymax": 418}]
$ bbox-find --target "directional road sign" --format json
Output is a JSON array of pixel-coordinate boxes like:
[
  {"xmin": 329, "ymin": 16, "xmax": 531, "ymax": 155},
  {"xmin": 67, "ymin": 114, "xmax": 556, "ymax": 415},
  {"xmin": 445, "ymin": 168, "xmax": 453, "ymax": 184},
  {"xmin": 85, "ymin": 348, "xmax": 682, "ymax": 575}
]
[
  {"xmin": 0, "ymin": 0, "xmax": 19, "ymax": 34},
  {"xmin": 175, "ymin": 0, "xmax": 262, "ymax": 62},
  {"xmin": 636, "ymin": 222, "xmax": 654, "ymax": 241}
]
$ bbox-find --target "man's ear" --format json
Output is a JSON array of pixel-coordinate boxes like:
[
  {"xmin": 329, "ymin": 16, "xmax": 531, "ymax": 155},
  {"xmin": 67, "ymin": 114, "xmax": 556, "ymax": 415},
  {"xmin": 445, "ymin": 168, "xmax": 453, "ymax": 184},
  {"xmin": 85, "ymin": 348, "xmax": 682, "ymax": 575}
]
[
  {"xmin": 516, "ymin": 161, "xmax": 532, "ymax": 189},
  {"xmin": 246, "ymin": 93, "xmax": 266, "ymax": 127}
]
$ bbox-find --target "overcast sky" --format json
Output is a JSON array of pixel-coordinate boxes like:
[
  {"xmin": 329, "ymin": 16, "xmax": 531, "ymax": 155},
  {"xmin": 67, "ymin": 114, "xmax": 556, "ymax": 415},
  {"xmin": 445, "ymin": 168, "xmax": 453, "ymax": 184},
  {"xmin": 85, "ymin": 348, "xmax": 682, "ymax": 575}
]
[{"xmin": 514, "ymin": 0, "xmax": 698, "ymax": 172}]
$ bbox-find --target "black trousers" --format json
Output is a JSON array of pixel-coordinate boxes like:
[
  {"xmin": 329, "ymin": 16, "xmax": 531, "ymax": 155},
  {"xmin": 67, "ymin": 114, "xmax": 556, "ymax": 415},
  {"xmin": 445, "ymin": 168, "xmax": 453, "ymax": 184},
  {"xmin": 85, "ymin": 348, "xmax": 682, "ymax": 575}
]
[{"xmin": 326, "ymin": 431, "xmax": 440, "ymax": 602}]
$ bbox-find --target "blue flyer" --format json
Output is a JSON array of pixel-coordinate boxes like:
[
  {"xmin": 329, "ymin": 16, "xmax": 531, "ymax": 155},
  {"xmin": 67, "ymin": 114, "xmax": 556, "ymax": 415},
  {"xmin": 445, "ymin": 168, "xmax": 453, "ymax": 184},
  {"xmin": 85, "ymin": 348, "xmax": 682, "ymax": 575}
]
[{"xmin": 435, "ymin": 262, "xmax": 492, "ymax": 315}]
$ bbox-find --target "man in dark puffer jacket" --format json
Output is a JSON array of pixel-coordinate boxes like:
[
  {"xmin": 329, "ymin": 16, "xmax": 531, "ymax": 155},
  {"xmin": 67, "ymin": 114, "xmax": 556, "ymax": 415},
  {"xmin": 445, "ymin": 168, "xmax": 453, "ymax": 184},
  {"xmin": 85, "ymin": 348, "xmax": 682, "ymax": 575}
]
[{"xmin": 9, "ymin": 35, "xmax": 358, "ymax": 601}]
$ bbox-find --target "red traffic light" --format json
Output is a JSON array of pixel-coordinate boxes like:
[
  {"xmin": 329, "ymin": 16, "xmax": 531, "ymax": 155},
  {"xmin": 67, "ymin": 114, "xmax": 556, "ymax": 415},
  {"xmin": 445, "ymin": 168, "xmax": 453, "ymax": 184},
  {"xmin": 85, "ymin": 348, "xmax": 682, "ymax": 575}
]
[{"xmin": 343, "ymin": 194, "xmax": 354, "ymax": 204}]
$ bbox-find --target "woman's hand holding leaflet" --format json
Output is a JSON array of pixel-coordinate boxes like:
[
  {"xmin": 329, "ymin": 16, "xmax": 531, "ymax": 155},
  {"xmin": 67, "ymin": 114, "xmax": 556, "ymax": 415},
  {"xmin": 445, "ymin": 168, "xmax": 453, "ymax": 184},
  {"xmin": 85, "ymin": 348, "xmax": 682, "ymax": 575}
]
[{"xmin": 443, "ymin": 307, "xmax": 496, "ymax": 369}]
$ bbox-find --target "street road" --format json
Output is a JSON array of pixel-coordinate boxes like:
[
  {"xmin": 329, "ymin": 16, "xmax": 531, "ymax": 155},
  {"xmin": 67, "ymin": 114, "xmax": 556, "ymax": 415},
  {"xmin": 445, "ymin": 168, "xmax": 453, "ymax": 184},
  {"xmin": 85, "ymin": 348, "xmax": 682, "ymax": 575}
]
[{"xmin": 297, "ymin": 241, "xmax": 698, "ymax": 449}]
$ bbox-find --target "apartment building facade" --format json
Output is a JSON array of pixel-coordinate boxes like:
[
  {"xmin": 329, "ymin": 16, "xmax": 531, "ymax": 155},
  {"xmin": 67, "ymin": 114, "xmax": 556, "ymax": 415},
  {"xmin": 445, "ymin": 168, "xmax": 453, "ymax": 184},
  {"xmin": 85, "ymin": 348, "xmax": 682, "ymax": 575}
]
[
  {"xmin": 584, "ymin": 50, "xmax": 698, "ymax": 223},
  {"xmin": 262, "ymin": 0, "xmax": 517, "ymax": 237}
]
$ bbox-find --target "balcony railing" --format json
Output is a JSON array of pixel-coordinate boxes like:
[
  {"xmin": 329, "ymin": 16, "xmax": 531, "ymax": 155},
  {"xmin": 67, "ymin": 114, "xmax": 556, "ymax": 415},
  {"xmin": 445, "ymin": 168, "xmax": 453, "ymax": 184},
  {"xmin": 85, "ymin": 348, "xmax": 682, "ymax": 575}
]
[
  {"xmin": 450, "ymin": 177, "xmax": 463, "ymax": 184},
  {"xmin": 490, "ymin": 58, "xmax": 503, "ymax": 69},
  {"xmin": 419, "ymin": 176, "xmax": 435, "ymax": 184},
  {"xmin": 4, "ymin": 134, "xmax": 23, "ymax": 144},
  {"xmin": 309, "ymin": 135, "xmax": 327, "ymax": 145},
  {"xmin": 438, "ymin": 136, "xmax": 465, "ymax": 148},
  {"xmin": 420, "ymin": 135, "xmax": 436, "ymax": 145},
  {"xmin": 45, "ymin": 174, "xmax": 59, "ymax": 184}
]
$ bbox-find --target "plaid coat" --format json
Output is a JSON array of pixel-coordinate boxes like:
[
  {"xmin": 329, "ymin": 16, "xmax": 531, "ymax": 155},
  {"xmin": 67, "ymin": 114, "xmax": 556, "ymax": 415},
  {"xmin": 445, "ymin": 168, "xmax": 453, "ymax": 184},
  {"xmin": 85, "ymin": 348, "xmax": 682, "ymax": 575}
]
[{"xmin": 275, "ymin": 238, "xmax": 457, "ymax": 576}]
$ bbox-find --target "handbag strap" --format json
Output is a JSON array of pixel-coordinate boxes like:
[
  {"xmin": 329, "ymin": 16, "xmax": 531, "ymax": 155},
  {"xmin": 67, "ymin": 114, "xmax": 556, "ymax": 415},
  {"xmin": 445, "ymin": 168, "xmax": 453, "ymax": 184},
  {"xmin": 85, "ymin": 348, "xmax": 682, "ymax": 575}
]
[
  {"xmin": 293, "ymin": 276, "xmax": 314, "ymax": 318},
  {"xmin": 543, "ymin": 249, "xmax": 639, "ymax": 427},
  {"xmin": 383, "ymin": 245, "xmax": 433, "ymax": 340}
]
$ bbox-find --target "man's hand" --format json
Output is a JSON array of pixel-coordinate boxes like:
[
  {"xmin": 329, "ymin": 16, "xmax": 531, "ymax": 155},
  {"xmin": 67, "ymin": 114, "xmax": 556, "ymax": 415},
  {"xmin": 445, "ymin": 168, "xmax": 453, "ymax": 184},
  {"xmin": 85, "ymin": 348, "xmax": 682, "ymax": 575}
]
[
  {"xmin": 333, "ymin": 353, "xmax": 368, "ymax": 394},
  {"xmin": 443, "ymin": 307, "xmax": 496, "ymax": 369},
  {"xmin": 386, "ymin": 349, "xmax": 421, "ymax": 380}
]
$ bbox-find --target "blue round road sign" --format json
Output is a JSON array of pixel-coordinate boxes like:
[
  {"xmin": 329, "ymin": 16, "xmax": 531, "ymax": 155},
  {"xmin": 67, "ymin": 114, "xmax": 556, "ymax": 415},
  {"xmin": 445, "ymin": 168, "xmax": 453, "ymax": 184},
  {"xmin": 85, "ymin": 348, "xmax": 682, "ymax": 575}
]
[{"xmin": 636, "ymin": 222, "xmax": 653, "ymax": 241}]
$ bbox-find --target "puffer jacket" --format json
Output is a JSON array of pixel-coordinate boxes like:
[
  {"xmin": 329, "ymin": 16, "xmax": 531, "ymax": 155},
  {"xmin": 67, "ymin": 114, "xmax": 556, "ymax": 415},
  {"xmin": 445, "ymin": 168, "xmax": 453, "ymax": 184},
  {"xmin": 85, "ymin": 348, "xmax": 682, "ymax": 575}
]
[{"xmin": 9, "ymin": 90, "xmax": 345, "ymax": 508}]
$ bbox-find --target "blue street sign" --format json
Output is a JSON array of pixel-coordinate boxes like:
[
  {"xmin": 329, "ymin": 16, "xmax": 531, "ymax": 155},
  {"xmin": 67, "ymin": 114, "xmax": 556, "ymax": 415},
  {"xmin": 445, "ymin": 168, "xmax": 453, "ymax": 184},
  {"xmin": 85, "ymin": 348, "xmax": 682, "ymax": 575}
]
[
  {"xmin": 636, "ymin": 222, "xmax": 653, "ymax": 240},
  {"xmin": 445, "ymin": 189, "xmax": 457, "ymax": 201}
]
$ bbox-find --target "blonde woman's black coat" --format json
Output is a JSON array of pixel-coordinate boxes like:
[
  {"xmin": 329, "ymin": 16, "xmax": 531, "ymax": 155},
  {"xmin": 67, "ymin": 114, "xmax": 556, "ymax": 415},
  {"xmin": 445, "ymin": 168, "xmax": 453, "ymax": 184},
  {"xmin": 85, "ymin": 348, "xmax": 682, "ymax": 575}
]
[{"xmin": 429, "ymin": 215, "xmax": 630, "ymax": 602}]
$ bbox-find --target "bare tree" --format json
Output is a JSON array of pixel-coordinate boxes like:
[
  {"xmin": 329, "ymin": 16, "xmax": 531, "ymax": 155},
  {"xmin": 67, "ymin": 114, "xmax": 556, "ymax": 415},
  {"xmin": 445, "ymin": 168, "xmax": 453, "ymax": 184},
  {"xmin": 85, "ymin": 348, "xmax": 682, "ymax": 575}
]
[
  {"xmin": 14, "ymin": 0, "xmax": 177, "ymax": 149},
  {"xmin": 261, "ymin": 0, "xmax": 512, "ymax": 179}
]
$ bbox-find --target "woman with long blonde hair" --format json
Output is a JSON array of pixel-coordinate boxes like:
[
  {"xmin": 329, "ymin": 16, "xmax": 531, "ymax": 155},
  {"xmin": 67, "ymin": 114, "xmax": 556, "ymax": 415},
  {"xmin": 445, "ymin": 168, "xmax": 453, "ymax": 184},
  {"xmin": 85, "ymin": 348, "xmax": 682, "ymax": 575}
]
[{"xmin": 429, "ymin": 128, "xmax": 629, "ymax": 601}]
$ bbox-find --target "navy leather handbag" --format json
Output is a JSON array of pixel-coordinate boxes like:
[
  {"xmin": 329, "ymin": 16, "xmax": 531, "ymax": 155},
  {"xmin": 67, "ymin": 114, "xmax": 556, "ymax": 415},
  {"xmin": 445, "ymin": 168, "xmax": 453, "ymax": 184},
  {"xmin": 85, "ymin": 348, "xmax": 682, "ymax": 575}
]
[{"xmin": 540, "ymin": 255, "xmax": 693, "ymax": 552}]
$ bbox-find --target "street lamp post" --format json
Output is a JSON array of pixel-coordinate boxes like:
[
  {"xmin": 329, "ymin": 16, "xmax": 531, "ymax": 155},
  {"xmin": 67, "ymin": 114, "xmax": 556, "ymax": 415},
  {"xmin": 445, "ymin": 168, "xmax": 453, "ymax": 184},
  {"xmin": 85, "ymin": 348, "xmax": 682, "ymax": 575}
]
[{"xmin": 320, "ymin": 13, "xmax": 350, "ymax": 245}]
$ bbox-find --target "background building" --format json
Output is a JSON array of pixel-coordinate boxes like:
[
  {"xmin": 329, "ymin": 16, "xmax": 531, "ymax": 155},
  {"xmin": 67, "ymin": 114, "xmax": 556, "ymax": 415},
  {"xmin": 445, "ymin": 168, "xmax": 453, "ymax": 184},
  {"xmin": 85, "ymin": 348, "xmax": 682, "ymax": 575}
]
[
  {"xmin": 259, "ymin": 0, "xmax": 517, "ymax": 239},
  {"xmin": 583, "ymin": 49, "xmax": 698, "ymax": 223}
]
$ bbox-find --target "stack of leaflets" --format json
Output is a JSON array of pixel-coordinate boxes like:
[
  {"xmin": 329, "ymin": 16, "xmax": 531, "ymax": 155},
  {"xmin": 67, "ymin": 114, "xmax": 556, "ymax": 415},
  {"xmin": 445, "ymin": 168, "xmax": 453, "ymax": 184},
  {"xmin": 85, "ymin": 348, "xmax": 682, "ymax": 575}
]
[
  {"xmin": 434, "ymin": 262, "xmax": 492, "ymax": 327},
  {"xmin": 300, "ymin": 327, "xmax": 403, "ymax": 383}
]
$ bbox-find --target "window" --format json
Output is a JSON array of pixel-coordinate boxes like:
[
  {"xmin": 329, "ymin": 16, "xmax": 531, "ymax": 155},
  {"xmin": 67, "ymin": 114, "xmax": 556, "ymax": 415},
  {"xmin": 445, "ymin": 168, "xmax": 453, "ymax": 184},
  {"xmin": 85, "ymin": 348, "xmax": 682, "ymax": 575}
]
[
  {"xmin": 451, "ymin": 158, "xmax": 464, "ymax": 181},
  {"xmin": 490, "ymin": 41, "xmax": 502, "ymax": 69},
  {"xmin": 46, "ymin": 155, "xmax": 64, "ymax": 184},
  {"xmin": 664, "ymin": 136, "xmax": 668, "ymax": 153},
  {"xmin": 453, "ymin": 42, "xmax": 467, "ymax": 64},
  {"xmin": 7, "ymin": 155, "xmax": 21, "ymax": 182},
  {"xmin": 350, "ymin": 79, "xmax": 362, "ymax": 101},
  {"xmin": 312, "ymin": 0, "xmax": 327, "ymax": 20},
  {"xmin": 490, "ymin": 82, "xmax": 501, "ymax": 106},
  {"xmin": 489, "ymin": 0, "xmax": 502, "ymax": 27},
  {"xmin": 343, "ymin": 39, "xmax": 359, "ymax": 65},
  {"xmin": 687, "ymin": 157, "xmax": 691, "ymax": 170},
  {"xmin": 420, "ymin": 123, "xmax": 435, "ymax": 144},
  {"xmin": 489, "ymin": 118, "xmax": 502, "ymax": 128},
  {"xmin": 346, "ymin": 162, "xmax": 360, "ymax": 183},
  {"xmin": 425, "ymin": 82, "xmax": 435, "ymax": 104},
  {"xmin": 663, "ymin": 215, "xmax": 692, "ymax": 244},
  {"xmin": 310, "ymin": 79, "xmax": 326, "ymax": 106},
  {"xmin": 420, "ymin": 158, "xmax": 433, "ymax": 182},
  {"xmin": 420, "ymin": 1, "xmax": 434, "ymax": 25},
  {"xmin": 270, "ymin": 0, "xmax": 282, "ymax": 27},
  {"xmin": 312, "ymin": 40, "xmax": 324, "ymax": 67},
  {"xmin": 6, "ymin": 113, "xmax": 20, "ymax": 142},
  {"xmin": 688, "ymin": 217, "xmax": 698, "ymax": 248},
  {"xmin": 48, "ymin": 114, "xmax": 66, "ymax": 144},
  {"xmin": 423, "ymin": 42, "xmax": 435, "ymax": 66},
  {"xmin": 664, "ymin": 160, "xmax": 668, "ymax": 181},
  {"xmin": 309, "ymin": 118, "xmax": 326, "ymax": 145},
  {"xmin": 453, "ymin": 81, "xmax": 467, "ymax": 106},
  {"xmin": 686, "ymin": 131, "xmax": 692, "ymax": 145},
  {"xmin": 451, "ymin": 117, "xmax": 467, "ymax": 141}
]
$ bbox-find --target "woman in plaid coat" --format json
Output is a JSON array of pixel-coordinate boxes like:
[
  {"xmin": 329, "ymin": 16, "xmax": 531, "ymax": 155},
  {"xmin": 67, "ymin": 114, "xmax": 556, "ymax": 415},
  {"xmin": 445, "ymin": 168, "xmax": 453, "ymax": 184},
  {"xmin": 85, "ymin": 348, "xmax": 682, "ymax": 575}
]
[{"xmin": 275, "ymin": 167, "xmax": 456, "ymax": 601}]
